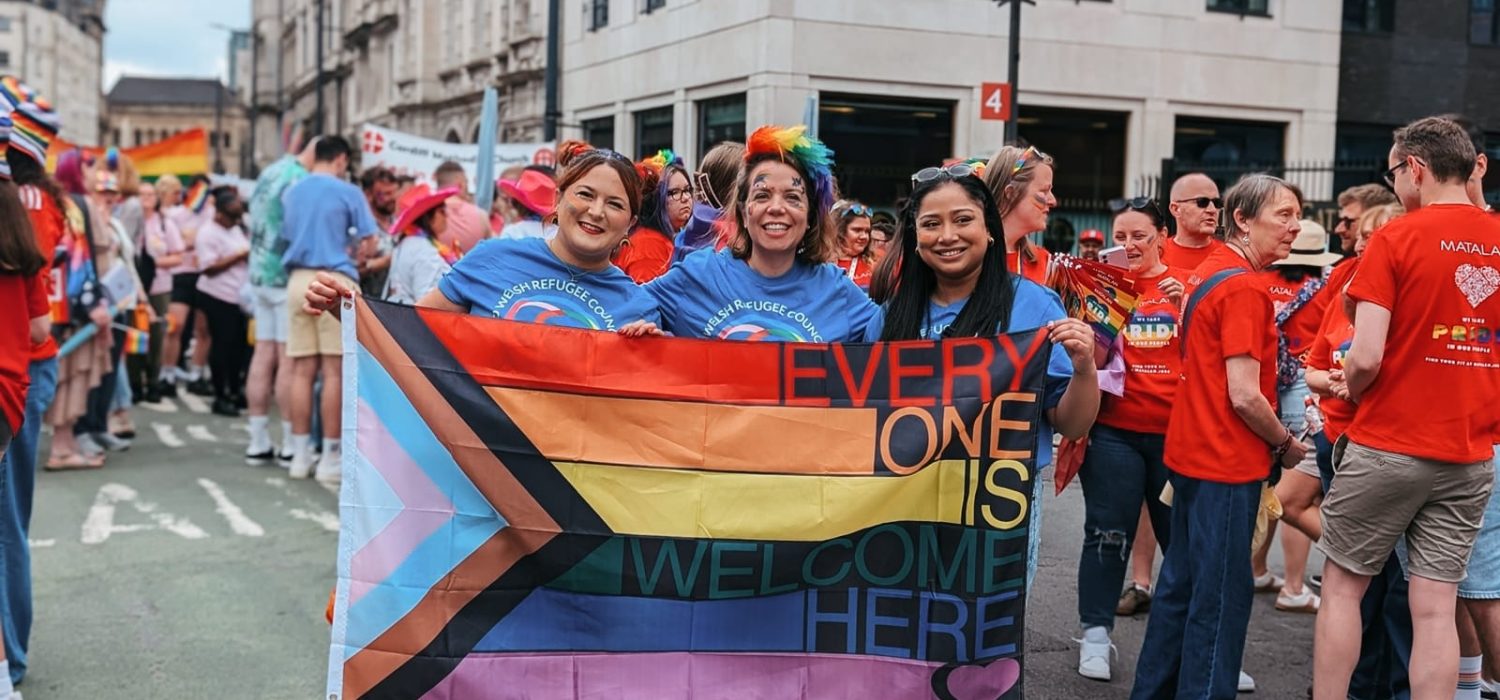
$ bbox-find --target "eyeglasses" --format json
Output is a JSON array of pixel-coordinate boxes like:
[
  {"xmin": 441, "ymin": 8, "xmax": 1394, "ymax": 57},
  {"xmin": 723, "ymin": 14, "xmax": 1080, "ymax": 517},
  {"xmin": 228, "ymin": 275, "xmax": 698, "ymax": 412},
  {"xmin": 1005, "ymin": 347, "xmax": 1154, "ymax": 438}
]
[
  {"xmin": 1012, "ymin": 145, "xmax": 1039, "ymax": 175},
  {"xmin": 1110, "ymin": 196, "xmax": 1164, "ymax": 221},
  {"xmin": 666, "ymin": 186, "xmax": 693, "ymax": 202},
  {"xmin": 1383, "ymin": 160, "xmax": 1414, "ymax": 188},
  {"xmin": 1172, "ymin": 196, "xmax": 1223, "ymax": 209},
  {"xmin": 912, "ymin": 163, "xmax": 975, "ymax": 185},
  {"xmin": 1335, "ymin": 216, "xmax": 1357, "ymax": 230},
  {"xmin": 841, "ymin": 203, "xmax": 874, "ymax": 218}
]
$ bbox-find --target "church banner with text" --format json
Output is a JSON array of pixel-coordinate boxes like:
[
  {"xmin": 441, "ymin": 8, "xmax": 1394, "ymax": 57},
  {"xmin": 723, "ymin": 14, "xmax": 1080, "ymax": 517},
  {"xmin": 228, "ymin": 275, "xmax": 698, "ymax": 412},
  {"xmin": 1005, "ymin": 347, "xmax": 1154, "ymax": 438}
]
[{"xmin": 327, "ymin": 298, "xmax": 1046, "ymax": 700}]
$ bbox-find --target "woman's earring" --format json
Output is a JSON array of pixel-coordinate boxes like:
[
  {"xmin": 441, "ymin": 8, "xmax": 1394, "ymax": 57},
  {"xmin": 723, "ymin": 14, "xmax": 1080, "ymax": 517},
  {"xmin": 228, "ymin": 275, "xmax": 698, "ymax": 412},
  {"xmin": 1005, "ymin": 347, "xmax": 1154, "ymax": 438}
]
[
  {"xmin": 988, "ymin": 236, "xmax": 995, "ymax": 245},
  {"xmin": 1241, "ymin": 235, "xmax": 1251, "ymax": 245}
]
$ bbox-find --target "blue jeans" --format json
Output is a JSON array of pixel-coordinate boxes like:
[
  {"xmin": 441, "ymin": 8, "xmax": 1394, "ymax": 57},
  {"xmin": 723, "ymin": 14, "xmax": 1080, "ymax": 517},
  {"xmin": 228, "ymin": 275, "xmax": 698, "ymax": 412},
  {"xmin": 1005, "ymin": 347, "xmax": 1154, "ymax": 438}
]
[
  {"xmin": 1077, "ymin": 424, "xmax": 1172, "ymax": 631},
  {"xmin": 1130, "ymin": 472, "xmax": 1259, "ymax": 700},
  {"xmin": 0, "ymin": 356, "xmax": 58, "ymax": 684}
]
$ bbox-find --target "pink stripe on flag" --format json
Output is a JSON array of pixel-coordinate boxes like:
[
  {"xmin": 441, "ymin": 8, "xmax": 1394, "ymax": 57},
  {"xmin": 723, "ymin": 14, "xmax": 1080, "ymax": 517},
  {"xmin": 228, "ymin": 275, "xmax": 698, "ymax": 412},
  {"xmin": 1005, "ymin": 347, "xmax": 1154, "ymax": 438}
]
[
  {"xmin": 347, "ymin": 399, "xmax": 456, "ymax": 605},
  {"xmin": 422, "ymin": 652, "xmax": 1020, "ymax": 700}
]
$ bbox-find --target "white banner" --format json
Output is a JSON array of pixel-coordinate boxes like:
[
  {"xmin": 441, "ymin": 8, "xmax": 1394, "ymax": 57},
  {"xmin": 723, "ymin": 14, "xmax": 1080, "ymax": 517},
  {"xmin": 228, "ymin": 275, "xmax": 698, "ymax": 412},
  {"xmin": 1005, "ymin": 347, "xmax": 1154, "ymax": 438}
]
[{"xmin": 358, "ymin": 123, "xmax": 555, "ymax": 190}]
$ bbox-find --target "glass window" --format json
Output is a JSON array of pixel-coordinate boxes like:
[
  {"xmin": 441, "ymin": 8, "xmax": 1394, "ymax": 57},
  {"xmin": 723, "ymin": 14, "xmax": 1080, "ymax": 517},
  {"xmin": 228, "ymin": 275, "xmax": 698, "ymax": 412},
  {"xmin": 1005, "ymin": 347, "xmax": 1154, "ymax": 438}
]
[
  {"xmin": 0, "ymin": 17, "xmax": 12, "ymax": 32},
  {"xmin": 1343, "ymin": 0, "xmax": 1395, "ymax": 32},
  {"xmin": 1207, "ymin": 0, "xmax": 1270, "ymax": 15},
  {"xmin": 817, "ymin": 93, "xmax": 954, "ymax": 208},
  {"xmin": 697, "ymin": 94, "xmax": 746, "ymax": 162},
  {"xmin": 634, "ymin": 106, "xmax": 673, "ymax": 159},
  {"xmin": 589, "ymin": 0, "xmax": 608, "ymax": 30},
  {"xmin": 582, "ymin": 116, "xmax": 614, "ymax": 152},
  {"xmin": 644, "ymin": 0, "xmax": 665, "ymax": 11},
  {"xmin": 0, "ymin": 51, "xmax": 9, "ymax": 69},
  {"xmin": 1473, "ymin": 0, "xmax": 1499, "ymax": 44}
]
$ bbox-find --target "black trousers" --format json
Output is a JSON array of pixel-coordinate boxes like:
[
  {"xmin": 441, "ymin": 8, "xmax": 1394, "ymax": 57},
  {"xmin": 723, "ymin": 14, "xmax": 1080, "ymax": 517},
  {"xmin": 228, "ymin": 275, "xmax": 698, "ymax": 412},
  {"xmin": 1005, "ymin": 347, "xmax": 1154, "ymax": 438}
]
[{"xmin": 196, "ymin": 294, "xmax": 247, "ymax": 402}]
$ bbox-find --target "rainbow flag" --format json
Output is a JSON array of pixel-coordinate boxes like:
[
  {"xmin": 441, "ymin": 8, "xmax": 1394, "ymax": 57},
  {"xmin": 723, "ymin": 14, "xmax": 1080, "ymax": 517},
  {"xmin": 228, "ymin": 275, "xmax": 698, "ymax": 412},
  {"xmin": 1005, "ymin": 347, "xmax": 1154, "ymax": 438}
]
[
  {"xmin": 1047, "ymin": 255, "xmax": 1140, "ymax": 350},
  {"xmin": 185, "ymin": 180, "xmax": 209, "ymax": 213},
  {"xmin": 124, "ymin": 328, "xmax": 150, "ymax": 355},
  {"xmin": 329, "ymin": 298, "xmax": 1047, "ymax": 699},
  {"xmin": 46, "ymin": 128, "xmax": 209, "ymax": 179}
]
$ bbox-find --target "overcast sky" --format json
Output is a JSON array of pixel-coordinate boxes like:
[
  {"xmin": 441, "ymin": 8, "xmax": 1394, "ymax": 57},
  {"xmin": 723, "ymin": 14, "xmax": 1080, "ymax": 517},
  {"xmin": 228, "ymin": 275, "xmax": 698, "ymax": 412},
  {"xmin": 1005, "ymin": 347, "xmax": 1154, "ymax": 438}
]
[{"xmin": 102, "ymin": 0, "xmax": 251, "ymax": 90}]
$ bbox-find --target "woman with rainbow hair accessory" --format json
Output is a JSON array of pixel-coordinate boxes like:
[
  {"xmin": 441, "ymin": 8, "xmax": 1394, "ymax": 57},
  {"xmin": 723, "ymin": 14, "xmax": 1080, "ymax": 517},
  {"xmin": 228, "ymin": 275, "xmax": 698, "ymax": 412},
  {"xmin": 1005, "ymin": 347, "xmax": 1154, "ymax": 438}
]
[
  {"xmin": 983, "ymin": 144, "xmax": 1058, "ymax": 285},
  {"xmin": 612, "ymin": 149, "xmax": 688, "ymax": 283},
  {"xmin": 643, "ymin": 125, "xmax": 878, "ymax": 343}
]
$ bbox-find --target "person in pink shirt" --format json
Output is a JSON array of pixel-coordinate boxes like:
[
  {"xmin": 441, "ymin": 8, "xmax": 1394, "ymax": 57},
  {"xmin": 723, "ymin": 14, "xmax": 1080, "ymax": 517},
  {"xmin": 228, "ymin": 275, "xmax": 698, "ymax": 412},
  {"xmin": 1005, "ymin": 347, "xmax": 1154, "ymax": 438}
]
[
  {"xmin": 192, "ymin": 187, "xmax": 250, "ymax": 416},
  {"xmin": 433, "ymin": 160, "xmax": 490, "ymax": 259},
  {"xmin": 134, "ymin": 180, "xmax": 183, "ymax": 403}
]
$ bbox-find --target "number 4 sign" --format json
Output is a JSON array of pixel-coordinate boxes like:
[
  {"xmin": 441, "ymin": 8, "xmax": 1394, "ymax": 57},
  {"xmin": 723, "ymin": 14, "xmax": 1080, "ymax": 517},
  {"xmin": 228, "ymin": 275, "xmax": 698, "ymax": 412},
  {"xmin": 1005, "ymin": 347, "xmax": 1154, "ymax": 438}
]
[{"xmin": 980, "ymin": 83, "xmax": 1012, "ymax": 121}]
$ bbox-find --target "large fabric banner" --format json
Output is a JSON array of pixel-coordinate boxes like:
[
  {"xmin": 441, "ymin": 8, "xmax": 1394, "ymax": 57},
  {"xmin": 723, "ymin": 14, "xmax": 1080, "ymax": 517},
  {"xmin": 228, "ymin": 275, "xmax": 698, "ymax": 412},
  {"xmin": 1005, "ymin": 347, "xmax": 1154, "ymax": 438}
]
[
  {"xmin": 359, "ymin": 123, "xmax": 554, "ymax": 189},
  {"xmin": 328, "ymin": 298, "xmax": 1047, "ymax": 700},
  {"xmin": 47, "ymin": 128, "xmax": 209, "ymax": 178}
]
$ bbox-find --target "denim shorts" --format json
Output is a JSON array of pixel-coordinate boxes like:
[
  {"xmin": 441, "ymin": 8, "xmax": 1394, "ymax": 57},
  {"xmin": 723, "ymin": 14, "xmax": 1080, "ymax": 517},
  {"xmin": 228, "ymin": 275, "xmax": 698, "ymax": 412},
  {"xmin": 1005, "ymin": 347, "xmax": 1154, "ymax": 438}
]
[{"xmin": 1460, "ymin": 451, "xmax": 1500, "ymax": 599}]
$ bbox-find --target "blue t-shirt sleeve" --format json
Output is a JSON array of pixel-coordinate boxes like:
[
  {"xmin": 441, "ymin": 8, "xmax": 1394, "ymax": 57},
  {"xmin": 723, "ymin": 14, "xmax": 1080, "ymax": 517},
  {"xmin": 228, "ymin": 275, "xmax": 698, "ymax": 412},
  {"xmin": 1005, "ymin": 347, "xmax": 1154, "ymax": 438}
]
[
  {"xmin": 348, "ymin": 186, "xmax": 382, "ymax": 239},
  {"xmin": 437, "ymin": 243, "xmax": 495, "ymax": 310},
  {"xmin": 835, "ymin": 273, "xmax": 881, "ymax": 343},
  {"xmin": 643, "ymin": 263, "xmax": 688, "ymax": 334},
  {"xmin": 862, "ymin": 305, "xmax": 887, "ymax": 342},
  {"xmin": 1011, "ymin": 281, "xmax": 1073, "ymax": 409}
]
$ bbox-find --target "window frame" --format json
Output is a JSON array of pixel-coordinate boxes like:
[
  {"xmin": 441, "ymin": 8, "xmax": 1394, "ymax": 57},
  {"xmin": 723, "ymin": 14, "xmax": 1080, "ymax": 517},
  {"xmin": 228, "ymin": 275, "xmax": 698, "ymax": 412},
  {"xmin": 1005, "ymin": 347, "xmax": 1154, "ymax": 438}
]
[
  {"xmin": 643, "ymin": 0, "xmax": 665, "ymax": 13},
  {"xmin": 588, "ymin": 0, "xmax": 609, "ymax": 31},
  {"xmin": 1206, "ymin": 0, "xmax": 1271, "ymax": 18},
  {"xmin": 1473, "ymin": 0, "xmax": 1499, "ymax": 45},
  {"xmin": 1343, "ymin": 0, "xmax": 1395, "ymax": 33}
]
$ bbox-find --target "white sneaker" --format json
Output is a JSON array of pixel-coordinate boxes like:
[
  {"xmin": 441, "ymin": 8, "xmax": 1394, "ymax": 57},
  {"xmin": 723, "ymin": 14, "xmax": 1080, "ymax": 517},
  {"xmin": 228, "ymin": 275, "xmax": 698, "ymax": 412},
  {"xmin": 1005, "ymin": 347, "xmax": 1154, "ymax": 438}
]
[
  {"xmin": 75, "ymin": 433, "xmax": 105, "ymax": 457},
  {"xmin": 1075, "ymin": 627, "xmax": 1115, "ymax": 681},
  {"xmin": 288, "ymin": 448, "xmax": 315, "ymax": 479},
  {"xmin": 1238, "ymin": 670, "xmax": 1255, "ymax": 693},
  {"xmin": 315, "ymin": 447, "xmax": 342, "ymax": 485},
  {"xmin": 1275, "ymin": 588, "xmax": 1320, "ymax": 613}
]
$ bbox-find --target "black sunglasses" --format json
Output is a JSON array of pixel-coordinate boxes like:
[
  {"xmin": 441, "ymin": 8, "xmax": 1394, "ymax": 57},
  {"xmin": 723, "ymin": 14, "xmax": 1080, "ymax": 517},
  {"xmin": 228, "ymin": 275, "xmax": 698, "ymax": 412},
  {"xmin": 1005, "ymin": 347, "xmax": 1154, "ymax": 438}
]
[
  {"xmin": 1109, "ymin": 196, "xmax": 1164, "ymax": 219},
  {"xmin": 1383, "ymin": 160, "xmax": 1411, "ymax": 188},
  {"xmin": 1171, "ymin": 196, "xmax": 1223, "ymax": 209},
  {"xmin": 1335, "ymin": 215, "xmax": 1357, "ymax": 230}
]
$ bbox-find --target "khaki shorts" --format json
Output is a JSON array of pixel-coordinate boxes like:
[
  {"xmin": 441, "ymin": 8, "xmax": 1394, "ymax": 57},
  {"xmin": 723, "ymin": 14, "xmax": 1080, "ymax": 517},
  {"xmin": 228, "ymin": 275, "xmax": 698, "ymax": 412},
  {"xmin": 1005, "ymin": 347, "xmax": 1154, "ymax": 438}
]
[
  {"xmin": 286, "ymin": 269, "xmax": 350, "ymax": 358},
  {"xmin": 1321, "ymin": 439, "xmax": 1494, "ymax": 583}
]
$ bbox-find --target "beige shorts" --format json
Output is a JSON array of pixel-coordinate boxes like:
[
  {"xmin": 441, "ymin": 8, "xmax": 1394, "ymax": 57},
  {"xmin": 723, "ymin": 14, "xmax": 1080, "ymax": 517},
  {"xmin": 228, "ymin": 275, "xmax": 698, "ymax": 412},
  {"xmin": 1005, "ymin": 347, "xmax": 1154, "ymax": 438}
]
[
  {"xmin": 1321, "ymin": 439, "xmax": 1494, "ymax": 583},
  {"xmin": 286, "ymin": 268, "xmax": 350, "ymax": 358}
]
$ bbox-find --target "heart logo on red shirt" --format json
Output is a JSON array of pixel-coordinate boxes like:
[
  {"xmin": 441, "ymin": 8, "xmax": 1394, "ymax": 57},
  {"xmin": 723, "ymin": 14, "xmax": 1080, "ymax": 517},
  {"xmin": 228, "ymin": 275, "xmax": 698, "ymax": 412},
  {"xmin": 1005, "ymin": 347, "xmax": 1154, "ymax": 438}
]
[{"xmin": 1455, "ymin": 264, "xmax": 1500, "ymax": 308}]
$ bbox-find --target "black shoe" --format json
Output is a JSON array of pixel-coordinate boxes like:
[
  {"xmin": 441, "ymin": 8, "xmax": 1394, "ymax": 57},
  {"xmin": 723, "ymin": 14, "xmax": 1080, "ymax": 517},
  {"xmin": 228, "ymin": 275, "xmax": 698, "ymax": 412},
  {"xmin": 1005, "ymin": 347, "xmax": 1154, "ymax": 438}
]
[
  {"xmin": 156, "ymin": 380, "xmax": 178, "ymax": 399},
  {"xmin": 232, "ymin": 393, "xmax": 248, "ymax": 410},
  {"xmin": 245, "ymin": 449, "xmax": 276, "ymax": 466},
  {"xmin": 187, "ymin": 379, "xmax": 214, "ymax": 397},
  {"xmin": 142, "ymin": 384, "xmax": 162, "ymax": 404},
  {"xmin": 211, "ymin": 398, "xmax": 241, "ymax": 417}
]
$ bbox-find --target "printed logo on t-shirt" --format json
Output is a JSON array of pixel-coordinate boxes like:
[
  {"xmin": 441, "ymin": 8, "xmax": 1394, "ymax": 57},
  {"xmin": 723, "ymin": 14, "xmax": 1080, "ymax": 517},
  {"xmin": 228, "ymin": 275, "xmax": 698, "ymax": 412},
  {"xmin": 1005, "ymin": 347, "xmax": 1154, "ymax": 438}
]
[
  {"xmin": 1124, "ymin": 313, "xmax": 1178, "ymax": 349},
  {"xmin": 1455, "ymin": 263, "xmax": 1500, "ymax": 308},
  {"xmin": 1332, "ymin": 339, "xmax": 1351, "ymax": 368},
  {"xmin": 703, "ymin": 300, "xmax": 821, "ymax": 342},
  {"xmin": 490, "ymin": 278, "xmax": 621, "ymax": 330}
]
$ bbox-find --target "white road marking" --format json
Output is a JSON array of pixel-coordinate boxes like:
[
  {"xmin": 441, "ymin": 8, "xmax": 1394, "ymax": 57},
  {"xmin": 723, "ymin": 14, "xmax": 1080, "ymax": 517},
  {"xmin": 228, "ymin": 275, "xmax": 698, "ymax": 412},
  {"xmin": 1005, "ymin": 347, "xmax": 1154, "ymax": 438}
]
[
  {"xmin": 28, "ymin": 538, "xmax": 55, "ymax": 548},
  {"xmin": 196, "ymin": 478, "xmax": 265, "ymax": 537},
  {"xmin": 187, "ymin": 425, "xmax": 218, "ymax": 443},
  {"xmin": 138, "ymin": 400, "xmax": 178, "ymax": 413},
  {"xmin": 264, "ymin": 477, "xmax": 286, "ymax": 488},
  {"xmin": 178, "ymin": 392, "xmax": 209, "ymax": 414},
  {"xmin": 82, "ymin": 483, "xmax": 208, "ymax": 544},
  {"xmin": 151, "ymin": 423, "xmax": 184, "ymax": 448},
  {"xmin": 289, "ymin": 508, "xmax": 340, "ymax": 532}
]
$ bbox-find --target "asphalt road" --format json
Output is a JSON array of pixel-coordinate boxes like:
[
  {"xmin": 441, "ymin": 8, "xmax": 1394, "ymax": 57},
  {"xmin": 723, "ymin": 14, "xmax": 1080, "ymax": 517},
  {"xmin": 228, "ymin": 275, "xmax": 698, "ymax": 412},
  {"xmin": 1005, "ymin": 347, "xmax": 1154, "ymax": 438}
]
[{"xmin": 17, "ymin": 394, "xmax": 1317, "ymax": 699}]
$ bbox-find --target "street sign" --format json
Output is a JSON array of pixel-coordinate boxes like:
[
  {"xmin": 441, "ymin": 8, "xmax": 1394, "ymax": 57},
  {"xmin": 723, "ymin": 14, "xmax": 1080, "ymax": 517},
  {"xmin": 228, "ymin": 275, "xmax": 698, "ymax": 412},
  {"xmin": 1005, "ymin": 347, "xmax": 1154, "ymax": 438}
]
[{"xmin": 980, "ymin": 82, "xmax": 1012, "ymax": 121}]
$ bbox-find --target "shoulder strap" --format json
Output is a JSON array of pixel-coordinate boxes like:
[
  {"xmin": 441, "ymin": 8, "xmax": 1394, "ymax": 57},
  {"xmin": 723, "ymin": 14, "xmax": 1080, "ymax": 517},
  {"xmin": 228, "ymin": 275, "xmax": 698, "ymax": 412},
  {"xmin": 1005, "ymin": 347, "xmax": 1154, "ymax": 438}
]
[{"xmin": 1180, "ymin": 268, "xmax": 1248, "ymax": 358}]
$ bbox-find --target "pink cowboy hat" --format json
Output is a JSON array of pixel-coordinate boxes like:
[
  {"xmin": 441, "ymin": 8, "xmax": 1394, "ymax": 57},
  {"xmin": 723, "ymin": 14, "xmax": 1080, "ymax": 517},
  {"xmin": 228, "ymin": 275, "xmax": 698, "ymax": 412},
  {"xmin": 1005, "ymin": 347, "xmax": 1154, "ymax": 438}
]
[
  {"xmin": 497, "ymin": 169, "xmax": 557, "ymax": 216},
  {"xmin": 390, "ymin": 184, "xmax": 460, "ymax": 236}
]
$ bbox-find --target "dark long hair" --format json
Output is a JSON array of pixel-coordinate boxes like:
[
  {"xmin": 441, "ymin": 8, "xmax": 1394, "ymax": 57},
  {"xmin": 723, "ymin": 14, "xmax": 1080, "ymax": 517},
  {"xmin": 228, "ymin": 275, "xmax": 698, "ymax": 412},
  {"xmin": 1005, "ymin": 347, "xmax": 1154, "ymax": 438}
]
[
  {"xmin": 9, "ymin": 149, "xmax": 66, "ymax": 214},
  {"xmin": 0, "ymin": 180, "xmax": 43, "ymax": 276},
  {"xmin": 872, "ymin": 174, "xmax": 1014, "ymax": 340}
]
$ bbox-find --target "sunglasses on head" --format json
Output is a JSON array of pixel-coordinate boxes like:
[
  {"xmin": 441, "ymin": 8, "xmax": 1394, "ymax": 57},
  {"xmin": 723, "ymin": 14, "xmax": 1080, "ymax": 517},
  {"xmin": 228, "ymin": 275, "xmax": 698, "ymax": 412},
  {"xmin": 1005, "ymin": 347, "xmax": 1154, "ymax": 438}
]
[
  {"xmin": 1109, "ymin": 196, "xmax": 1164, "ymax": 219},
  {"xmin": 912, "ymin": 163, "xmax": 975, "ymax": 185},
  {"xmin": 841, "ymin": 204, "xmax": 874, "ymax": 218},
  {"xmin": 1172, "ymin": 196, "xmax": 1223, "ymax": 209}
]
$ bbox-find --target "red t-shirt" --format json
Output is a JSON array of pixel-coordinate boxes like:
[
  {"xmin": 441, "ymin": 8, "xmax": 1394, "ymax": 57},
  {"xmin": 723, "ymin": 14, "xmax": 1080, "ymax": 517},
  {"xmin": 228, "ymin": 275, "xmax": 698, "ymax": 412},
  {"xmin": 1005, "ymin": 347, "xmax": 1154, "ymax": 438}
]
[
  {"xmin": 1164, "ymin": 247, "xmax": 1278, "ymax": 483},
  {"xmin": 834, "ymin": 257, "xmax": 873, "ymax": 290},
  {"xmin": 1005, "ymin": 246, "xmax": 1050, "ymax": 285},
  {"xmin": 612, "ymin": 228, "xmax": 675, "ymax": 284},
  {"xmin": 1344, "ymin": 204, "xmax": 1500, "ymax": 464},
  {"xmin": 1098, "ymin": 266, "xmax": 1189, "ymax": 433},
  {"xmin": 1304, "ymin": 259, "xmax": 1359, "ymax": 442},
  {"xmin": 1161, "ymin": 237, "xmax": 1224, "ymax": 272},
  {"xmin": 1255, "ymin": 270, "xmax": 1329, "ymax": 358},
  {"xmin": 1, "ymin": 271, "xmax": 48, "ymax": 431},
  {"xmin": 21, "ymin": 185, "xmax": 62, "ymax": 361}
]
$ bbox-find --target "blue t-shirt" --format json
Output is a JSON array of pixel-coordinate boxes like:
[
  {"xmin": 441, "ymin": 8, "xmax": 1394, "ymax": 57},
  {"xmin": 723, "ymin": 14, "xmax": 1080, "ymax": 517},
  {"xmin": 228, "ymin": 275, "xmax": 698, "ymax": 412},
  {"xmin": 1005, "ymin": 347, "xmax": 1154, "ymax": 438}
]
[
  {"xmin": 644, "ymin": 248, "xmax": 879, "ymax": 342},
  {"xmin": 863, "ymin": 278, "xmax": 1074, "ymax": 467},
  {"xmin": 279, "ymin": 173, "xmax": 382, "ymax": 279},
  {"xmin": 437, "ymin": 236, "xmax": 661, "ymax": 331}
]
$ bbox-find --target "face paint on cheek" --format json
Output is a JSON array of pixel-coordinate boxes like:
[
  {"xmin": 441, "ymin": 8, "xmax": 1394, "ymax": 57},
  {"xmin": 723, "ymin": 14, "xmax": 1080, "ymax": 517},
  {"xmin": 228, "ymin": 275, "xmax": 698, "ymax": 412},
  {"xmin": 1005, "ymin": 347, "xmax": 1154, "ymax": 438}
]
[{"xmin": 1031, "ymin": 192, "xmax": 1049, "ymax": 211}]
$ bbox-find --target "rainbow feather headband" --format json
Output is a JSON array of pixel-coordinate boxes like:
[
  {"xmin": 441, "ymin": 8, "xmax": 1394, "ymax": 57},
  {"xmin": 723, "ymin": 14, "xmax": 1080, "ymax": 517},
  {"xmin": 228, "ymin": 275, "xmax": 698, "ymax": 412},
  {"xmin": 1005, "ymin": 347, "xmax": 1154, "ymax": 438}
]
[{"xmin": 745, "ymin": 125, "xmax": 836, "ymax": 214}]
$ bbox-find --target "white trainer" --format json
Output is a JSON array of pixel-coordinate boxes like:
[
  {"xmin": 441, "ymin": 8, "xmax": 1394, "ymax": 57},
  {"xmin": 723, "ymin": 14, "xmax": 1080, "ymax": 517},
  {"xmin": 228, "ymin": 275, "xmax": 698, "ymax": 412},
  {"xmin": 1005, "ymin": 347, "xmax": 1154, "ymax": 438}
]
[
  {"xmin": 315, "ymin": 447, "xmax": 342, "ymax": 485},
  {"xmin": 1238, "ymin": 670, "xmax": 1256, "ymax": 693},
  {"xmin": 288, "ymin": 448, "xmax": 315, "ymax": 479},
  {"xmin": 1076, "ymin": 626, "xmax": 1114, "ymax": 681}
]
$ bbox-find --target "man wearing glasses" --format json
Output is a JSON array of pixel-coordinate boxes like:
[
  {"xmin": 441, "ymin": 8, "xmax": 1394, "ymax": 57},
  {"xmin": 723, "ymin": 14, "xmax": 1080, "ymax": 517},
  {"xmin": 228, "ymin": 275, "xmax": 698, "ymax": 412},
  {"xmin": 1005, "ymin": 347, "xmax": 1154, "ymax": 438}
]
[
  {"xmin": 1163, "ymin": 173, "xmax": 1224, "ymax": 271},
  {"xmin": 1333, "ymin": 185, "xmax": 1398, "ymax": 262}
]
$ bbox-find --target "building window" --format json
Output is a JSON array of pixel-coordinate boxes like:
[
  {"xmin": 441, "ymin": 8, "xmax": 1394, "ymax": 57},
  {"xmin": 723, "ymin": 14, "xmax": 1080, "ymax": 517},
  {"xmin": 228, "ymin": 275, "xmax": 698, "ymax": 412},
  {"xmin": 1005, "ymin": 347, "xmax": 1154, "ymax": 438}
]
[
  {"xmin": 111, "ymin": 128, "xmax": 120, "ymax": 146},
  {"xmin": 0, "ymin": 17, "xmax": 11, "ymax": 32},
  {"xmin": 581, "ymin": 116, "xmax": 615, "ymax": 151},
  {"xmin": 1474, "ymin": 0, "xmax": 1499, "ymax": 44},
  {"xmin": 697, "ymin": 94, "xmax": 745, "ymax": 161},
  {"xmin": 1207, "ymin": 0, "xmax": 1270, "ymax": 16},
  {"xmin": 817, "ymin": 93, "xmax": 955, "ymax": 207},
  {"xmin": 635, "ymin": 106, "xmax": 674, "ymax": 158},
  {"xmin": 224, "ymin": 131, "xmax": 232, "ymax": 149},
  {"xmin": 0, "ymin": 51, "xmax": 9, "ymax": 69},
  {"xmin": 1344, "ymin": 0, "xmax": 1395, "ymax": 32},
  {"xmin": 589, "ymin": 0, "xmax": 608, "ymax": 30},
  {"xmin": 644, "ymin": 0, "xmax": 665, "ymax": 12}
]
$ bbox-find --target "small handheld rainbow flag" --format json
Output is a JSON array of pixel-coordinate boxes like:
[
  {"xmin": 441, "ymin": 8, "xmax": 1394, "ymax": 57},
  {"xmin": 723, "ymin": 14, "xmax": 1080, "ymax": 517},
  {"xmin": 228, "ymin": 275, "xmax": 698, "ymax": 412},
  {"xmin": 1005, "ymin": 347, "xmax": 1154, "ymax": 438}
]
[
  {"xmin": 185, "ymin": 180, "xmax": 209, "ymax": 213},
  {"xmin": 124, "ymin": 328, "xmax": 149, "ymax": 355},
  {"xmin": 1047, "ymin": 254, "xmax": 1140, "ymax": 350}
]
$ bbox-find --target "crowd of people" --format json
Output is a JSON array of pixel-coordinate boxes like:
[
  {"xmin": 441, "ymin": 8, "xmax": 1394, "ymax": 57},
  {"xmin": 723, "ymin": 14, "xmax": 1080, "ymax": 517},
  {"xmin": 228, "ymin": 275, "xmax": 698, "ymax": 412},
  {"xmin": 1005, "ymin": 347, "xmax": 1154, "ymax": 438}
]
[{"xmin": 0, "ymin": 64, "xmax": 1497, "ymax": 698}]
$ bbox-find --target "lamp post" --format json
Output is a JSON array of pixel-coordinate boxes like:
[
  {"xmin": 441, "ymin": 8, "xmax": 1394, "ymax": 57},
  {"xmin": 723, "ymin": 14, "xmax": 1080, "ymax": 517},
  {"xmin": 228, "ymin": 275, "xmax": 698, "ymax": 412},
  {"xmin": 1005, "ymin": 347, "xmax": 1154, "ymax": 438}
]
[{"xmin": 993, "ymin": 0, "xmax": 1033, "ymax": 144}]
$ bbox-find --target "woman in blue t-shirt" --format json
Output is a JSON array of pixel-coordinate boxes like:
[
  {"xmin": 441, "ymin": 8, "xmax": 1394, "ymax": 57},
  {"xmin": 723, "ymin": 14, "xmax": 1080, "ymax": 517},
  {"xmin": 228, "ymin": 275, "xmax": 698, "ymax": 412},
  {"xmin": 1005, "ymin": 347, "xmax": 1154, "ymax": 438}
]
[
  {"xmin": 303, "ymin": 148, "xmax": 662, "ymax": 332},
  {"xmin": 865, "ymin": 164, "xmax": 1100, "ymax": 589},
  {"xmin": 644, "ymin": 125, "xmax": 877, "ymax": 343}
]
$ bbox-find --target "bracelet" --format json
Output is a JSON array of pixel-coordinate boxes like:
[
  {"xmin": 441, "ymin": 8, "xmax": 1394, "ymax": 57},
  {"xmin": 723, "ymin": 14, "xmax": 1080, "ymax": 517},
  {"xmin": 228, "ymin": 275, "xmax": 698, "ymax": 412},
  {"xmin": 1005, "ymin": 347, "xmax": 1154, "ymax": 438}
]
[{"xmin": 1271, "ymin": 432, "xmax": 1294, "ymax": 460}]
